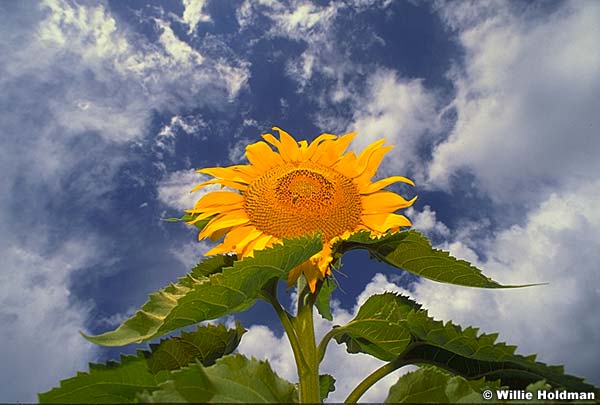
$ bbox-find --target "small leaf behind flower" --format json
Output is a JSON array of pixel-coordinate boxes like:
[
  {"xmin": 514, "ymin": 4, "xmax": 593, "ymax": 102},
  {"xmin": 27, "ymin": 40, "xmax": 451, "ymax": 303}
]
[
  {"xmin": 385, "ymin": 366, "xmax": 502, "ymax": 403},
  {"xmin": 38, "ymin": 354, "xmax": 167, "ymax": 404},
  {"xmin": 145, "ymin": 321, "xmax": 245, "ymax": 373},
  {"xmin": 161, "ymin": 213, "xmax": 211, "ymax": 231},
  {"xmin": 145, "ymin": 354, "xmax": 298, "ymax": 403},
  {"xmin": 39, "ymin": 323, "xmax": 243, "ymax": 403},
  {"xmin": 315, "ymin": 277, "xmax": 336, "ymax": 321},
  {"xmin": 83, "ymin": 234, "xmax": 322, "ymax": 346},
  {"xmin": 337, "ymin": 230, "xmax": 541, "ymax": 288},
  {"xmin": 320, "ymin": 374, "xmax": 336, "ymax": 401}
]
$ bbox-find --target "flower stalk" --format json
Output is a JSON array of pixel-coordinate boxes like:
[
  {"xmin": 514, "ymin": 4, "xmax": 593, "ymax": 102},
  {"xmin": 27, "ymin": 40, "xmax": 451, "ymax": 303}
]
[
  {"xmin": 292, "ymin": 279, "xmax": 321, "ymax": 403},
  {"xmin": 264, "ymin": 278, "xmax": 321, "ymax": 403},
  {"xmin": 345, "ymin": 358, "xmax": 410, "ymax": 403}
]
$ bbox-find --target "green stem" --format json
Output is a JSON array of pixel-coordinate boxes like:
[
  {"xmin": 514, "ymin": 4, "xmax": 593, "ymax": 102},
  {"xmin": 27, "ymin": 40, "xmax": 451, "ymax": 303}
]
[
  {"xmin": 262, "ymin": 281, "xmax": 308, "ymax": 371},
  {"xmin": 345, "ymin": 358, "xmax": 410, "ymax": 403},
  {"xmin": 292, "ymin": 280, "xmax": 321, "ymax": 403},
  {"xmin": 317, "ymin": 327, "xmax": 342, "ymax": 363}
]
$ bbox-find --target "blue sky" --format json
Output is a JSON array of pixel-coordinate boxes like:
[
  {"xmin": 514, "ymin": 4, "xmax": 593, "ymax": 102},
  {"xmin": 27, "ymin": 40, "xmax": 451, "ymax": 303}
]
[{"xmin": 1, "ymin": 0, "xmax": 599, "ymax": 402}]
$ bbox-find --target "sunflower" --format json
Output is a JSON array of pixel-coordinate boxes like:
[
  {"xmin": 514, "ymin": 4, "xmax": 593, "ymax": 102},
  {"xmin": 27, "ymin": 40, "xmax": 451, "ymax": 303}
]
[{"xmin": 187, "ymin": 127, "xmax": 416, "ymax": 292}]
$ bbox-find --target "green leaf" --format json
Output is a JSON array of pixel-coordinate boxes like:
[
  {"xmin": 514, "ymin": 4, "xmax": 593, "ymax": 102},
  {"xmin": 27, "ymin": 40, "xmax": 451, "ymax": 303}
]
[
  {"xmin": 84, "ymin": 234, "xmax": 322, "ymax": 346},
  {"xmin": 320, "ymin": 374, "xmax": 336, "ymax": 401},
  {"xmin": 315, "ymin": 278, "xmax": 336, "ymax": 321},
  {"xmin": 161, "ymin": 212, "xmax": 212, "ymax": 231},
  {"xmin": 146, "ymin": 354, "xmax": 298, "ymax": 403},
  {"xmin": 145, "ymin": 321, "xmax": 245, "ymax": 373},
  {"xmin": 385, "ymin": 365, "xmax": 502, "ymax": 403},
  {"xmin": 333, "ymin": 293, "xmax": 418, "ymax": 361},
  {"xmin": 336, "ymin": 230, "xmax": 540, "ymax": 288},
  {"xmin": 39, "ymin": 323, "xmax": 245, "ymax": 403},
  {"xmin": 190, "ymin": 254, "xmax": 237, "ymax": 278},
  {"xmin": 38, "ymin": 354, "xmax": 168, "ymax": 403},
  {"xmin": 403, "ymin": 310, "xmax": 597, "ymax": 391},
  {"xmin": 335, "ymin": 293, "xmax": 599, "ymax": 393}
]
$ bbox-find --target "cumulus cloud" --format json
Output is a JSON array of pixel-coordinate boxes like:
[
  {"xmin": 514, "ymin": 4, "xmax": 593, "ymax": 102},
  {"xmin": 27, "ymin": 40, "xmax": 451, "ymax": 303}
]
[
  {"xmin": 154, "ymin": 115, "xmax": 206, "ymax": 171},
  {"xmin": 0, "ymin": 240, "xmax": 99, "ymax": 402},
  {"xmin": 237, "ymin": 0, "xmax": 387, "ymax": 95},
  {"xmin": 262, "ymin": 1, "xmax": 341, "ymax": 90},
  {"xmin": 0, "ymin": 0, "xmax": 248, "ymax": 400},
  {"xmin": 237, "ymin": 275, "xmax": 416, "ymax": 402},
  {"xmin": 34, "ymin": 0, "xmax": 245, "ymax": 137},
  {"xmin": 428, "ymin": 1, "xmax": 600, "ymax": 205},
  {"xmin": 170, "ymin": 240, "xmax": 212, "ymax": 268},
  {"xmin": 182, "ymin": 0, "xmax": 212, "ymax": 35},
  {"xmin": 348, "ymin": 68, "xmax": 441, "ymax": 180},
  {"xmin": 405, "ymin": 205, "xmax": 450, "ymax": 238},
  {"xmin": 157, "ymin": 169, "xmax": 213, "ymax": 211}
]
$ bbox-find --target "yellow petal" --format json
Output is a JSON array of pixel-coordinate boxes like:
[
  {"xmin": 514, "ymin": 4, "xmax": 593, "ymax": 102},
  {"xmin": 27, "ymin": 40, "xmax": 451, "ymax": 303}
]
[
  {"xmin": 213, "ymin": 225, "xmax": 260, "ymax": 253},
  {"xmin": 355, "ymin": 145, "xmax": 394, "ymax": 183},
  {"xmin": 352, "ymin": 139, "xmax": 387, "ymax": 178},
  {"xmin": 272, "ymin": 126, "xmax": 301, "ymax": 162},
  {"xmin": 233, "ymin": 164, "xmax": 262, "ymax": 179},
  {"xmin": 188, "ymin": 209, "xmax": 218, "ymax": 223},
  {"xmin": 287, "ymin": 260, "xmax": 322, "ymax": 292},
  {"xmin": 192, "ymin": 192, "xmax": 243, "ymax": 210},
  {"xmin": 199, "ymin": 212, "xmax": 249, "ymax": 240},
  {"xmin": 228, "ymin": 227, "xmax": 264, "ymax": 258},
  {"xmin": 303, "ymin": 133, "xmax": 337, "ymax": 160},
  {"xmin": 197, "ymin": 166, "xmax": 253, "ymax": 184},
  {"xmin": 361, "ymin": 213, "xmax": 412, "ymax": 233},
  {"xmin": 208, "ymin": 226, "xmax": 231, "ymax": 242},
  {"xmin": 304, "ymin": 263, "xmax": 322, "ymax": 293},
  {"xmin": 359, "ymin": 175, "xmax": 414, "ymax": 194},
  {"xmin": 361, "ymin": 191, "xmax": 417, "ymax": 214},
  {"xmin": 223, "ymin": 225, "xmax": 258, "ymax": 247},
  {"xmin": 252, "ymin": 234, "xmax": 272, "ymax": 252},
  {"xmin": 246, "ymin": 141, "xmax": 283, "ymax": 172},
  {"xmin": 241, "ymin": 233, "xmax": 272, "ymax": 257},
  {"xmin": 191, "ymin": 178, "xmax": 247, "ymax": 192},
  {"xmin": 315, "ymin": 132, "xmax": 357, "ymax": 166},
  {"xmin": 332, "ymin": 151, "xmax": 359, "ymax": 177},
  {"xmin": 205, "ymin": 243, "xmax": 233, "ymax": 256}
]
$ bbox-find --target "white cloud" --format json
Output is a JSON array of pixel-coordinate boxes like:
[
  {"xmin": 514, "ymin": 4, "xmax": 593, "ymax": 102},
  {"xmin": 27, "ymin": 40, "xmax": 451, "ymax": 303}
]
[
  {"xmin": 428, "ymin": 1, "xmax": 600, "ymax": 204},
  {"xmin": 0, "ymin": 240, "xmax": 99, "ymax": 402},
  {"xmin": 405, "ymin": 205, "xmax": 450, "ymax": 238},
  {"xmin": 348, "ymin": 69, "xmax": 441, "ymax": 180},
  {"xmin": 270, "ymin": 1, "xmax": 340, "ymax": 91},
  {"xmin": 157, "ymin": 168, "xmax": 236, "ymax": 215},
  {"xmin": 2, "ymin": 0, "xmax": 249, "ymax": 145},
  {"xmin": 157, "ymin": 169, "xmax": 215, "ymax": 211},
  {"xmin": 154, "ymin": 18, "xmax": 205, "ymax": 65},
  {"xmin": 228, "ymin": 139, "xmax": 249, "ymax": 163},
  {"xmin": 182, "ymin": 0, "xmax": 212, "ymax": 35},
  {"xmin": 0, "ymin": 1, "xmax": 247, "ymax": 400},
  {"xmin": 154, "ymin": 115, "xmax": 206, "ymax": 167},
  {"xmin": 237, "ymin": 0, "xmax": 346, "ymax": 92},
  {"xmin": 170, "ymin": 240, "xmax": 212, "ymax": 268},
  {"xmin": 237, "ymin": 325, "xmax": 299, "ymax": 383}
]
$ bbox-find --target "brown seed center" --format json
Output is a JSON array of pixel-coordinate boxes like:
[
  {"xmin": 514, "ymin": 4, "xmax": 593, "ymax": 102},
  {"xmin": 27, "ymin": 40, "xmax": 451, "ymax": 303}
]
[{"xmin": 243, "ymin": 162, "xmax": 362, "ymax": 240}]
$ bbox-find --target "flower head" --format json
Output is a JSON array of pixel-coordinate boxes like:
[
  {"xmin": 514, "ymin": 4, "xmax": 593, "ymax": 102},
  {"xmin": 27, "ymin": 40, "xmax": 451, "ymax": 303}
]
[{"xmin": 187, "ymin": 127, "xmax": 416, "ymax": 292}]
